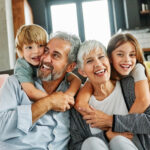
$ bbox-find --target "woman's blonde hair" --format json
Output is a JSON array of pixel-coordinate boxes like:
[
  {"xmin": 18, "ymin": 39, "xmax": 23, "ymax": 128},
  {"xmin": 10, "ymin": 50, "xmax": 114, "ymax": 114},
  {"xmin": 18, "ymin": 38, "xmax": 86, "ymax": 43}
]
[
  {"xmin": 107, "ymin": 33, "xmax": 150, "ymax": 85},
  {"xmin": 15, "ymin": 24, "xmax": 48, "ymax": 57}
]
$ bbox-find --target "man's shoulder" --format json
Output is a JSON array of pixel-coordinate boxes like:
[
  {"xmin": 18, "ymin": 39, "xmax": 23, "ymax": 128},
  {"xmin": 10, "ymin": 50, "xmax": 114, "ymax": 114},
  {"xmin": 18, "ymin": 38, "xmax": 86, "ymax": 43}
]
[{"xmin": 5, "ymin": 75, "xmax": 20, "ymax": 87}]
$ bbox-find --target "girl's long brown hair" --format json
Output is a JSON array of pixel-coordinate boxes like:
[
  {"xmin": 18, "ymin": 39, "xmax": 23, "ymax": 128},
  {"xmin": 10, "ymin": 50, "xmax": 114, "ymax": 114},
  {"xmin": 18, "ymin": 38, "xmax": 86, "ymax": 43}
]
[{"xmin": 107, "ymin": 33, "xmax": 150, "ymax": 86}]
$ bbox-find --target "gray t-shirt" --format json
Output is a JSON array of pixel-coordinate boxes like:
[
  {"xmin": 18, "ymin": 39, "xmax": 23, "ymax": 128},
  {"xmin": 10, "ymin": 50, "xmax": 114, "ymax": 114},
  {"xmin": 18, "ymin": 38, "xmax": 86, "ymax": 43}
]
[
  {"xmin": 14, "ymin": 58, "xmax": 37, "ymax": 83},
  {"xmin": 130, "ymin": 63, "xmax": 147, "ymax": 82}
]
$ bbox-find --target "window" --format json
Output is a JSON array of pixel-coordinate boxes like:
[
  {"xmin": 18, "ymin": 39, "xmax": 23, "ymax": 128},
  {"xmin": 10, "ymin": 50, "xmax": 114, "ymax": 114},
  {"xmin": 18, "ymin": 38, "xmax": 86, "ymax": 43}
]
[
  {"xmin": 46, "ymin": 0, "xmax": 111, "ymax": 46},
  {"xmin": 50, "ymin": 3, "xmax": 79, "ymax": 35}
]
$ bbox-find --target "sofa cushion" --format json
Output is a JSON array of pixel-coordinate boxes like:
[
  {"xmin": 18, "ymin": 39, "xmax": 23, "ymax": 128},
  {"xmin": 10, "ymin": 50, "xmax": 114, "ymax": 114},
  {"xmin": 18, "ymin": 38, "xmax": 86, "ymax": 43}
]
[{"xmin": 0, "ymin": 74, "xmax": 9, "ymax": 88}]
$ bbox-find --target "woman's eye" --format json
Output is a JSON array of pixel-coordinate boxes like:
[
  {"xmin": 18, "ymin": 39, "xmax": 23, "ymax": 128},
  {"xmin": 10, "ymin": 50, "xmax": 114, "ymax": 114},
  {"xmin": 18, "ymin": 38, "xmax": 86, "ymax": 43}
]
[
  {"xmin": 98, "ymin": 56, "xmax": 104, "ymax": 59},
  {"xmin": 86, "ymin": 60, "xmax": 92, "ymax": 63}
]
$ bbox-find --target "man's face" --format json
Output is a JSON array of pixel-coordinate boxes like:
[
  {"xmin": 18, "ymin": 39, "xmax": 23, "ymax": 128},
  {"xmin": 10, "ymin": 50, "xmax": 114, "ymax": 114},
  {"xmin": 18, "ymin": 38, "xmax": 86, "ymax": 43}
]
[{"xmin": 37, "ymin": 38, "xmax": 71, "ymax": 81}]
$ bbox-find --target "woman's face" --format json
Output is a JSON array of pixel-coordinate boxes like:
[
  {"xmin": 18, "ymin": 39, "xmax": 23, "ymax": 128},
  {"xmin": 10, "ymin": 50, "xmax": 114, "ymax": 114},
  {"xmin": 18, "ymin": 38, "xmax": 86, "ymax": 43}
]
[
  {"xmin": 111, "ymin": 42, "xmax": 136, "ymax": 76},
  {"xmin": 81, "ymin": 48, "xmax": 111, "ymax": 84}
]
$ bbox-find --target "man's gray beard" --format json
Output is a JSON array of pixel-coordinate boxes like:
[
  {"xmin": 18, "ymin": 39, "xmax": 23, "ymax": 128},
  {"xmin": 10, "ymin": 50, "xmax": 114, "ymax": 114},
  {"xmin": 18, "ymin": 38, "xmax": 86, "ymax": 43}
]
[{"xmin": 37, "ymin": 68, "xmax": 66, "ymax": 82}]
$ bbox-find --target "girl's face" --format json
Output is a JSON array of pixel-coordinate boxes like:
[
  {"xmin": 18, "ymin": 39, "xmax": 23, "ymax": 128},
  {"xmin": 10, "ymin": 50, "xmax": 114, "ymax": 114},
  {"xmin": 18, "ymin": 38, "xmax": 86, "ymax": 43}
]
[
  {"xmin": 111, "ymin": 42, "xmax": 136, "ymax": 76},
  {"xmin": 22, "ymin": 42, "xmax": 45, "ymax": 66}
]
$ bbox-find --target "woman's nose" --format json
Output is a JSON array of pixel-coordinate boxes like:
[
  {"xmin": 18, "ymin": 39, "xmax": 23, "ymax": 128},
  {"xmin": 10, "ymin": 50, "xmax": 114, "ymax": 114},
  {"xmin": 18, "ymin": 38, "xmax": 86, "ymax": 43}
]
[{"xmin": 94, "ymin": 59, "xmax": 102, "ymax": 67}]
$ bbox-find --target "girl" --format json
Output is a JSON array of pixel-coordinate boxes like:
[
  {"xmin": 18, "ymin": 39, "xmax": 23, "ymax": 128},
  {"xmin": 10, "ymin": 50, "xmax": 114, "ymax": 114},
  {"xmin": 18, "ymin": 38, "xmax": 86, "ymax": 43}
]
[{"xmin": 76, "ymin": 33, "xmax": 150, "ymax": 114}]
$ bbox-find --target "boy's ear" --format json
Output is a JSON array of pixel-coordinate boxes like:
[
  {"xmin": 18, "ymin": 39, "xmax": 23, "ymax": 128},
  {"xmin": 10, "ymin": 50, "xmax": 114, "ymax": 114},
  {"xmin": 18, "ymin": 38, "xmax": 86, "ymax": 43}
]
[
  {"xmin": 66, "ymin": 62, "xmax": 76, "ymax": 72},
  {"xmin": 78, "ymin": 68, "xmax": 87, "ymax": 77}
]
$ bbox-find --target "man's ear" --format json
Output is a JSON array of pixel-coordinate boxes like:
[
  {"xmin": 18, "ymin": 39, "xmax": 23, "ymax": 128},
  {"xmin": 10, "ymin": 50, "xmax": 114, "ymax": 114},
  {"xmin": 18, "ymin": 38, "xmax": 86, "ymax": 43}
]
[
  {"xmin": 78, "ymin": 68, "xmax": 87, "ymax": 77},
  {"xmin": 66, "ymin": 62, "xmax": 76, "ymax": 72}
]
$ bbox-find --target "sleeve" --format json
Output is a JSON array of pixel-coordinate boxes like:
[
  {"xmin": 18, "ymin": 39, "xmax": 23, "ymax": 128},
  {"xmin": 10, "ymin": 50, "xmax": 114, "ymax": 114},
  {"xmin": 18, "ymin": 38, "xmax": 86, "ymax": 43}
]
[
  {"xmin": 130, "ymin": 63, "xmax": 147, "ymax": 82},
  {"xmin": 14, "ymin": 58, "xmax": 34, "ymax": 83},
  {"xmin": 69, "ymin": 108, "xmax": 108, "ymax": 150},
  {"xmin": 0, "ymin": 76, "xmax": 33, "ymax": 141},
  {"xmin": 112, "ymin": 76, "xmax": 150, "ymax": 134},
  {"xmin": 112, "ymin": 106, "xmax": 150, "ymax": 134}
]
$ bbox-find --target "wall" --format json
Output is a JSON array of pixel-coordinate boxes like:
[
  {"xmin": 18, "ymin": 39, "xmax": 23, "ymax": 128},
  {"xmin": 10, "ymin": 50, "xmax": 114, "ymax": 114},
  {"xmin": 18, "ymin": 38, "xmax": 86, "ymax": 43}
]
[{"xmin": 0, "ymin": 0, "xmax": 15, "ymax": 71}]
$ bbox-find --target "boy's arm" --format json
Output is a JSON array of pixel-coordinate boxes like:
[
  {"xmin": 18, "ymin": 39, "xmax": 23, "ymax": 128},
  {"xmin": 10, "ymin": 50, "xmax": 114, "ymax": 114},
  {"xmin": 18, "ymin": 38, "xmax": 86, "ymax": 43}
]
[
  {"xmin": 21, "ymin": 82, "xmax": 48, "ymax": 101},
  {"xmin": 65, "ymin": 72, "xmax": 81, "ymax": 97},
  {"xmin": 75, "ymin": 80, "xmax": 93, "ymax": 116}
]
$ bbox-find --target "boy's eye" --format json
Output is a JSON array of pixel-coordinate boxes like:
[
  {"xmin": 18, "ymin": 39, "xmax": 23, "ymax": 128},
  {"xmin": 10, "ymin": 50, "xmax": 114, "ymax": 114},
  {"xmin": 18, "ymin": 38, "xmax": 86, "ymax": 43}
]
[
  {"xmin": 39, "ymin": 44, "xmax": 44, "ymax": 47},
  {"xmin": 26, "ymin": 46, "xmax": 32, "ymax": 49}
]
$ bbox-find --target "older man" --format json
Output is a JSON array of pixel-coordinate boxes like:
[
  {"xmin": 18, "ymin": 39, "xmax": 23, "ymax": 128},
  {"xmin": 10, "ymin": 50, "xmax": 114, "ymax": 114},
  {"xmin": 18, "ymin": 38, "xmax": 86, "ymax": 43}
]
[{"xmin": 0, "ymin": 31, "xmax": 80, "ymax": 149}]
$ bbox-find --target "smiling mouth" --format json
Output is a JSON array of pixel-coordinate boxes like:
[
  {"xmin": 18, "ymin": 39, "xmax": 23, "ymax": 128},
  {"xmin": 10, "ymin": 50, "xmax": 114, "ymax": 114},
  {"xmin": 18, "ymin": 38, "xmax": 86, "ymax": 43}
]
[
  {"xmin": 32, "ymin": 56, "xmax": 41, "ymax": 61},
  {"xmin": 94, "ymin": 69, "xmax": 106, "ymax": 75},
  {"xmin": 41, "ymin": 63, "xmax": 53, "ymax": 71},
  {"xmin": 120, "ymin": 64, "xmax": 131, "ymax": 69}
]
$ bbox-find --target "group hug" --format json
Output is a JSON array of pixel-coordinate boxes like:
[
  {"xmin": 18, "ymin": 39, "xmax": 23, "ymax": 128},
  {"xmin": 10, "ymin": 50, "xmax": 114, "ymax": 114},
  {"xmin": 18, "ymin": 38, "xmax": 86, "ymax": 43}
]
[{"xmin": 0, "ymin": 24, "xmax": 150, "ymax": 150}]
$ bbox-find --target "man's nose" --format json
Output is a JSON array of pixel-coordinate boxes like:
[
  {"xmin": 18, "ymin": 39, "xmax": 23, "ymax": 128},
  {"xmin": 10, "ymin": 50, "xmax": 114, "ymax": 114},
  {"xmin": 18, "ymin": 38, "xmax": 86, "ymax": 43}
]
[{"xmin": 42, "ymin": 54, "xmax": 52, "ymax": 63}]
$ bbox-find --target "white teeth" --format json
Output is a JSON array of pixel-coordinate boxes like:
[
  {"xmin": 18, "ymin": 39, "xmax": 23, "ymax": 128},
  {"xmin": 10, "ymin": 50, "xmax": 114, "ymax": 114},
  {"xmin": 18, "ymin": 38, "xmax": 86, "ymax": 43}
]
[
  {"xmin": 95, "ymin": 69, "xmax": 104, "ymax": 74},
  {"xmin": 121, "ymin": 65, "xmax": 130, "ymax": 68},
  {"xmin": 43, "ymin": 64, "xmax": 50, "ymax": 69}
]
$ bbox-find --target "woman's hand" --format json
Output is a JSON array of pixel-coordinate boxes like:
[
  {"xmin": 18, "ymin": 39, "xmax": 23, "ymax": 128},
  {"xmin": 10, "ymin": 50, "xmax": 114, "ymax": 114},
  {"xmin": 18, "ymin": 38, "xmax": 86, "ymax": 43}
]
[
  {"xmin": 106, "ymin": 128, "xmax": 133, "ymax": 141},
  {"xmin": 80, "ymin": 106, "xmax": 113, "ymax": 129}
]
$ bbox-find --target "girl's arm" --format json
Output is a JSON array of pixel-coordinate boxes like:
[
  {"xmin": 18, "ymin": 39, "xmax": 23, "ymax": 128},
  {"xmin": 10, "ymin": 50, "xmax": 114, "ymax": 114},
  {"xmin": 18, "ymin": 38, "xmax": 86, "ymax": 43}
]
[
  {"xmin": 21, "ymin": 82, "xmax": 48, "ymax": 101},
  {"xmin": 129, "ymin": 80, "xmax": 150, "ymax": 113},
  {"xmin": 129, "ymin": 63, "xmax": 150, "ymax": 113},
  {"xmin": 65, "ymin": 72, "xmax": 81, "ymax": 97},
  {"xmin": 75, "ymin": 80, "xmax": 93, "ymax": 115}
]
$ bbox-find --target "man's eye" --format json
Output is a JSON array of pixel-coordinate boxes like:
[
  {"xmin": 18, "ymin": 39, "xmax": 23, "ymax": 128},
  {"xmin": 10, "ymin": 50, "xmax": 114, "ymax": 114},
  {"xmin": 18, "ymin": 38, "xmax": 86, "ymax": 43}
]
[{"xmin": 53, "ymin": 54, "xmax": 59, "ymax": 58}]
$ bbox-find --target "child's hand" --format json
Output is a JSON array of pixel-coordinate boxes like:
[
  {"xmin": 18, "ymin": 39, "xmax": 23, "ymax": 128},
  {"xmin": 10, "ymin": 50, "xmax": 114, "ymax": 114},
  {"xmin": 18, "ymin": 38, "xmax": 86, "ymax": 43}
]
[
  {"xmin": 106, "ymin": 128, "xmax": 133, "ymax": 141},
  {"xmin": 64, "ymin": 91, "xmax": 75, "ymax": 107},
  {"xmin": 75, "ymin": 103, "xmax": 91, "ymax": 116}
]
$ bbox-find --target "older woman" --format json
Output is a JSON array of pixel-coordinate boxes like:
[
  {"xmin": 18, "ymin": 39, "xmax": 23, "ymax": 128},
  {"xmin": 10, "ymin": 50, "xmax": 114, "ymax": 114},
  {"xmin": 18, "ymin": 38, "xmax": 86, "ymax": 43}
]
[{"xmin": 69, "ymin": 40, "xmax": 150, "ymax": 150}]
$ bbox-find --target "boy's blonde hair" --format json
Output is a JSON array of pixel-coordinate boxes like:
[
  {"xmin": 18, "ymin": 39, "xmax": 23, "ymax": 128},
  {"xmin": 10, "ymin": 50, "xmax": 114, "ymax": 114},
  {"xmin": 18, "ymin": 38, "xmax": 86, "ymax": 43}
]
[
  {"xmin": 107, "ymin": 33, "xmax": 150, "ymax": 86},
  {"xmin": 15, "ymin": 24, "xmax": 48, "ymax": 57}
]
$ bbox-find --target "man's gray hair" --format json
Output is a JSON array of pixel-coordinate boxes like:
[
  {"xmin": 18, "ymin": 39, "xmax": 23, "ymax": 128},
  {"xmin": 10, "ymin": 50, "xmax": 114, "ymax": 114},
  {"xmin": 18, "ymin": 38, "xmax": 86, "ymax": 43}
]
[
  {"xmin": 50, "ymin": 31, "xmax": 81, "ymax": 63},
  {"xmin": 77, "ymin": 40, "xmax": 106, "ymax": 69}
]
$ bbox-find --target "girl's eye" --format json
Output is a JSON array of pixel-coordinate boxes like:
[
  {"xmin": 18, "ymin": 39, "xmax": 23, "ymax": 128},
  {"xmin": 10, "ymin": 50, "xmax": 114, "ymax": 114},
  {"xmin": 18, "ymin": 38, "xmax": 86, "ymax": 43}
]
[
  {"xmin": 130, "ymin": 53, "xmax": 136, "ymax": 57},
  {"xmin": 117, "ymin": 53, "xmax": 123, "ymax": 57}
]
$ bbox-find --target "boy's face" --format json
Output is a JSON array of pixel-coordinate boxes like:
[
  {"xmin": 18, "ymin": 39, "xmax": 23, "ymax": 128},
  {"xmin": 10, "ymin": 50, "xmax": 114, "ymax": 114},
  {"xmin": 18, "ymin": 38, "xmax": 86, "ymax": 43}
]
[{"xmin": 22, "ymin": 43, "xmax": 45, "ymax": 66}]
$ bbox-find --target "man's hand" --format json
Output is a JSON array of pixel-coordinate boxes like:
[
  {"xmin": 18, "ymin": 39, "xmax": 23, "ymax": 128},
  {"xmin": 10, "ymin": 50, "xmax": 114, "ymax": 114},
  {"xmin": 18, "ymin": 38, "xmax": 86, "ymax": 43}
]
[
  {"xmin": 49, "ymin": 91, "xmax": 75, "ymax": 112},
  {"xmin": 106, "ymin": 128, "xmax": 133, "ymax": 141},
  {"xmin": 80, "ymin": 106, "xmax": 113, "ymax": 129}
]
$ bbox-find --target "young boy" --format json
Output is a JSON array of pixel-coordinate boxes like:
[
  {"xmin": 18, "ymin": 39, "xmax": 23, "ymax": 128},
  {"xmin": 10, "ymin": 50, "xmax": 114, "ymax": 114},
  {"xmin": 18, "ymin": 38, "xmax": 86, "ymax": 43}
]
[{"xmin": 15, "ymin": 24, "xmax": 81, "ymax": 101}]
